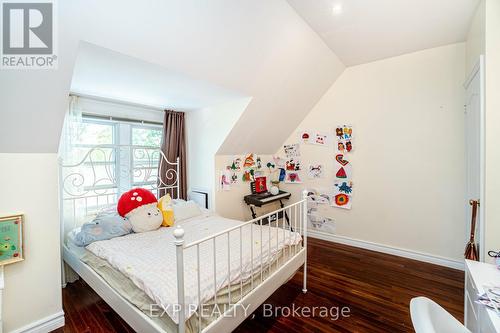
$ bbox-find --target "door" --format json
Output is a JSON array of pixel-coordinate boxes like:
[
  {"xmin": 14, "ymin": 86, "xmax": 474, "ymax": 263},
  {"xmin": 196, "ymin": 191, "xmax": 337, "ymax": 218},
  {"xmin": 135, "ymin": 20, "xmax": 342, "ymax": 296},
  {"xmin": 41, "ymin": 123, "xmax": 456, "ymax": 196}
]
[{"xmin": 464, "ymin": 56, "xmax": 485, "ymax": 261}]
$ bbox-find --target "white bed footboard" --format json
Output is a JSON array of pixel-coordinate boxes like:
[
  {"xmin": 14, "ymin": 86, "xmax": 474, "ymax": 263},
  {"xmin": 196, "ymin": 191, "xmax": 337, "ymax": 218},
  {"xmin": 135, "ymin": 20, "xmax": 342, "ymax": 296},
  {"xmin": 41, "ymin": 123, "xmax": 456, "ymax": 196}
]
[{"xmin": 173, "ymin": 191, "xmax": 308, "ymax": 333}]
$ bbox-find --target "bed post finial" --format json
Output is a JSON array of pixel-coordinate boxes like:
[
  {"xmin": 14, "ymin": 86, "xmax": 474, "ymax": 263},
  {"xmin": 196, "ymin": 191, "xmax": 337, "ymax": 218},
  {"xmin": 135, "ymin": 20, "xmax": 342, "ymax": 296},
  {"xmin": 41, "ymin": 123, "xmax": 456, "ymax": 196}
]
[
  {"xmin": 302, "ymin": 189, "xmax": 308, "ymax": 294},
  {"xmin": 174, "ymin": 226, "xmax": 186, "ymax": 333},
  {"xmin": 173, "ymin": 225, "xmax": 185, "ymax": 245}
]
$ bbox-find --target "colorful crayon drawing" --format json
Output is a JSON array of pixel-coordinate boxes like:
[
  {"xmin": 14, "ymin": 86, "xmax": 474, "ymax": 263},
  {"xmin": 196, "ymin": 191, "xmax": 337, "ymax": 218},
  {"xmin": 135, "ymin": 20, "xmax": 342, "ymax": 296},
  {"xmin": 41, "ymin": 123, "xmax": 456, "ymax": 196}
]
[
  {"xmin": 331, "ymin": 193, "xmax": 352, "ymax": 210},
  {"xmin": 227, "ymin": 156, "xmax": 242, "ymax": 172},
  {"xmin": 285, "ymin": 158, "xmax": 302, "ymax": 171},
  {"xmin": 334, "ymin": 181, "xmax": 353, "ymax": 195},
  {"xmin": 308, "ymin": 164, "xmax": 324, "ymax": 178},
  {"xmin": 220, "ymin": 170, "xmax": 231, "ymax": 191},
  {"xmin": 242, "ymin": 169, "xmax": 254, "ymax": 182},
  {"xmin": 284, "ymin": 144, "xmax": 300, "ymax": 158},
  {"xmin": 285, "ymin": 171, "xmax": 302, "ymax": 184},
  {"xmin": 300, "ymin": 131, "xmax": 331, "ymax": 146},
  {"xmin": 243, "ymin": 153, "xmax": 255, "ymax": 168}
]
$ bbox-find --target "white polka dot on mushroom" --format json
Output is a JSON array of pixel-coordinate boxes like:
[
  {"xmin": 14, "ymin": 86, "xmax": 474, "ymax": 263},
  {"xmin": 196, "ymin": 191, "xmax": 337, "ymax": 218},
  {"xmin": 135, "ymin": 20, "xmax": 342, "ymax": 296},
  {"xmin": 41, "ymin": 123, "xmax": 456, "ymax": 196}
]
[{"xmin": 137, "ymin": 197, "xmax": 142, "ymax": 202}]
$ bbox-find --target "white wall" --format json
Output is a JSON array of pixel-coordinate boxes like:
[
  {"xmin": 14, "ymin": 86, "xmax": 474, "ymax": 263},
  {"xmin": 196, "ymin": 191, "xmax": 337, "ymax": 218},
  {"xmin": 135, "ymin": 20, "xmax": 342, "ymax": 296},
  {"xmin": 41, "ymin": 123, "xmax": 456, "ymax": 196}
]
[
  {"xmin": 279, "ymin": 43, "xmax": 466, "ymax": 261},
  {"xmin": 0, "ymin": 154, "xmax": 62, "ymax": 333},
  {"xmin": 186, "ymin": 98, "xmax": 251, "ymax": 208},
  {"xmin": 465, "ymin": 0, "xmax": 485, "ymax": 74},
  {"xmin": 484, "ymin": 0, "xmax": 500, "ymax": 261},
  {"xmin": 214, "ymin": 154, "xmax": 278, "ymax": 220},
  {"xmin": 215, "ymin": 44, "xmax": 467, "ymax": 262}
]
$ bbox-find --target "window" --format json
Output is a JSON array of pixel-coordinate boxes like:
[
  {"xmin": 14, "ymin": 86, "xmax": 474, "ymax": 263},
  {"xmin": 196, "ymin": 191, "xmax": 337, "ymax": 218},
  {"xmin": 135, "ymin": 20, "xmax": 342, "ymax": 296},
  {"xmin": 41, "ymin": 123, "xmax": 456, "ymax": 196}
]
[
  {"xmin": 70, "ymin": 119, "xmax": 118, "ymax": 192},
  {"xmin": 130, "ymin": 124, "xmax": 162, "ymax": 190},
  {"xmin": 132, "ymin": 125, "xmax": 162, "ymax": 147},
  {"xmin": 74, "ymin": 119, "xmax": 114, "ymax": 146},
  {"xmin": 78, "ymin": 116, "xmax": 163, "ymax": 195}
]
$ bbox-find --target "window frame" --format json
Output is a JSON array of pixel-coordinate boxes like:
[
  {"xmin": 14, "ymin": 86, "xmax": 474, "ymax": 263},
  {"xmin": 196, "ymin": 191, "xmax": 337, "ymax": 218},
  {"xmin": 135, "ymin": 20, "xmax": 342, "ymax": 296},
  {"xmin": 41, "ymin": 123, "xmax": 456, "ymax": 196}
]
[
  {"xmin": 78, "ymin": 115, "xmax": 163, "ymax": 194},
  {"xmin": 130, "ymin": 123, "xmax": 163, "ymax": 189}
]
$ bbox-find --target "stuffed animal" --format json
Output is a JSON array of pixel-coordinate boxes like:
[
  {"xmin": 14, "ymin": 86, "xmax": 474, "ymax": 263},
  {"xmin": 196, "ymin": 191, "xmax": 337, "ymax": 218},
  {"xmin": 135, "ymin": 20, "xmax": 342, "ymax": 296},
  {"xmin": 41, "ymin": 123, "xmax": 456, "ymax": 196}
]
[
  {"xmin": 117, "ymin": 188, "xmax": 163, "ymax": 233},
  {"xmin": 75, "ymin": 213, "xmax": 132, "ymax": 246},
  {"xmin": 158, "ymin": 193, "xmax": 175, "ymax": 227}
]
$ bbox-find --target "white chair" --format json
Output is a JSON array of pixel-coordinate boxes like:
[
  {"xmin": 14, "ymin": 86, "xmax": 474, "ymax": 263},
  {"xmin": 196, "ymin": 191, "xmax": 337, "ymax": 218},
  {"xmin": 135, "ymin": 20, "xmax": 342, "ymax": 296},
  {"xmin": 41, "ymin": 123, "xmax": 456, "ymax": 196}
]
[{"xmin": 410, "ymin": 297, "xmax": 470, "ymax": 333}]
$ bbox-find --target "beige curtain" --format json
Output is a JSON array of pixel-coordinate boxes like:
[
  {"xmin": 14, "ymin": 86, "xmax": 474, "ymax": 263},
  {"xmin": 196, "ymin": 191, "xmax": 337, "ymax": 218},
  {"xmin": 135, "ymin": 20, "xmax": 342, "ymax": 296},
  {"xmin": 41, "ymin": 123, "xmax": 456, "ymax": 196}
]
[{"xmin": 160, "ymin": 110, "xmax": 187, "ymax": 199}]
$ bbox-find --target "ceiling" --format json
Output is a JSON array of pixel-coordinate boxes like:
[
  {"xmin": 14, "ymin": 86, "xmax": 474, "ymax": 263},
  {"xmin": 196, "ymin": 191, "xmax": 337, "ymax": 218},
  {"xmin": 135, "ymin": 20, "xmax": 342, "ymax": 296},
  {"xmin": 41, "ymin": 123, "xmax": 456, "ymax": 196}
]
[
  {"xmin": 287, "ymin": 0, "xmax": 480, "ymax": 66},
  {"xmin": 71, "ymin": 42, "xmax": 246, "ymax": 112}
]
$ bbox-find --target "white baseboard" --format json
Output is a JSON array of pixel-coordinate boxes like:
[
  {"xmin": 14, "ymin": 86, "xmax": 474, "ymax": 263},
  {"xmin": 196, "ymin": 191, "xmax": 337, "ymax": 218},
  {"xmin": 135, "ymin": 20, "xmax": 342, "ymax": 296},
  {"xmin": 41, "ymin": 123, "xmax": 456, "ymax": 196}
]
[
  {"xmin": 308, "ymin": 230, "xmax": 465, "ymax": 271},
  {"xmin": 9, "ymin": 311, "xmax": 64, "ymax": 333}
]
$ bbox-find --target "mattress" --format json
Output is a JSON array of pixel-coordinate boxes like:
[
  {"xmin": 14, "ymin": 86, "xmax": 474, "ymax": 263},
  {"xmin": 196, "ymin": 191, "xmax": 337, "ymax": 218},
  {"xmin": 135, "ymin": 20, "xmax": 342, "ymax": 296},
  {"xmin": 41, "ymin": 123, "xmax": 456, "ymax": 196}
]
[
  {"xmin": 79, "ymin": 243, "xmax": 300, "ymax": 333},
  {"xmin": 65, "ymin": 213, "xmax": 302, "ymax": 332},
  {"xmin": 85, "ymin": 214, "xmax": 302, "ymax": 324}
]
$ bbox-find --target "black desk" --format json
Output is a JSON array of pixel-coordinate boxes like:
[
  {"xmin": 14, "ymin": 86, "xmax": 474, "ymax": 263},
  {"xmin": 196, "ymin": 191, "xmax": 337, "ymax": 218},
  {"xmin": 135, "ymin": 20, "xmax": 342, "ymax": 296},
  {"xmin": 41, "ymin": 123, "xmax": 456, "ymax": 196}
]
[{"xmin": 243, "ymin": 191, "xmax": 292, "ymax": 226}]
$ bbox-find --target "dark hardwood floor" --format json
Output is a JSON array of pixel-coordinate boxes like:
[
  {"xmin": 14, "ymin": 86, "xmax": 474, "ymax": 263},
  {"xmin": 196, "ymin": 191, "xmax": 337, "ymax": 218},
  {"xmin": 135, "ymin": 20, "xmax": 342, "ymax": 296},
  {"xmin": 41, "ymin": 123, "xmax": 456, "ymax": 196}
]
[{"xmin": 55, "ymin": 238, "xmax": 464, "ymax": 333}]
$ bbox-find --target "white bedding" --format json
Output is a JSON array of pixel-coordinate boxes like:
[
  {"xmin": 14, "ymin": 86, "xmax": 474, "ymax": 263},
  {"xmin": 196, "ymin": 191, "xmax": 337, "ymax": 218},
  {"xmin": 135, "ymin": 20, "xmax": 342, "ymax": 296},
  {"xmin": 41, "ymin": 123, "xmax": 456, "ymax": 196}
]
[{"xmin": 86, "ymin": 213, "xmax": 302, "ymax": 324}]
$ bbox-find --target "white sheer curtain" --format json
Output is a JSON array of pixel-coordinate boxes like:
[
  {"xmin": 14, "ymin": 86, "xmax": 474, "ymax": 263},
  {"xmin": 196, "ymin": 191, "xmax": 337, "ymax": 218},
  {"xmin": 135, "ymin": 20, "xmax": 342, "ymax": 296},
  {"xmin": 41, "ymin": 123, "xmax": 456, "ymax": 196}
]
[
  {"xmin": 59, "ymin": 96, "xmax": 87, "ymax": 221},
  {"xmin": 58, "ymin": 95, "xmax": 83, "ymax": 163},
  {"xmin": 59, "ymin": 96, "xmax": 85, "ymax": 284}
]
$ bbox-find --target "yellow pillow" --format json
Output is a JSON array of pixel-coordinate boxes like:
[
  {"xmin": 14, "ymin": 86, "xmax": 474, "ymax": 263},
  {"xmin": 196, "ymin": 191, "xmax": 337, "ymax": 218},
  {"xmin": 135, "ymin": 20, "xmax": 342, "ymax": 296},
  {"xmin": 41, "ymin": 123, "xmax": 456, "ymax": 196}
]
[{"xmin": 158, "ymin": 194, "xmax": 174, "ymax": 227}]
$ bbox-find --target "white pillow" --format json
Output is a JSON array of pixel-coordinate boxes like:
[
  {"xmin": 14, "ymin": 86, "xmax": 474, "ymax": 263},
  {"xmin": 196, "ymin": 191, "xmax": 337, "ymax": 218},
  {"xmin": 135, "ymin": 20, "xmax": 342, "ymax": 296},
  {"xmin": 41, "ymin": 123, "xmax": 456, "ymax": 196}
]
[
  {"xmin": 173, "ymin": 200, "xmax": 202, "ymax": 222},
  {"xmin": 172, "ymin": 199, "xmax": 187, "ymax": 205}
]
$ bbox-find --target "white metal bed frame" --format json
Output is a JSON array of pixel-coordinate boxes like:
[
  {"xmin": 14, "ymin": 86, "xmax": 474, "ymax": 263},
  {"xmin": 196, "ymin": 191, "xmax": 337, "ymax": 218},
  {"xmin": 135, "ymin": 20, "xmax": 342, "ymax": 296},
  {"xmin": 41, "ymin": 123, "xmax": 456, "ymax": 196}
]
[{"xmin": 59, "ymin": 145, "xmax": 307, "ymax": 333}]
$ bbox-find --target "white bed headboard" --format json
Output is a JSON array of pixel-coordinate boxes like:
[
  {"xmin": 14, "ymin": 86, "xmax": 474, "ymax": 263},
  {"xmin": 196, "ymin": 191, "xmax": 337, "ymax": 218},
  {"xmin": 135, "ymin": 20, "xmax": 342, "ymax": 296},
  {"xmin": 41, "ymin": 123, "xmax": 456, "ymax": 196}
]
[{"xmin": 59, "ymin": 145, "xmax": 180, "ymax": 236}]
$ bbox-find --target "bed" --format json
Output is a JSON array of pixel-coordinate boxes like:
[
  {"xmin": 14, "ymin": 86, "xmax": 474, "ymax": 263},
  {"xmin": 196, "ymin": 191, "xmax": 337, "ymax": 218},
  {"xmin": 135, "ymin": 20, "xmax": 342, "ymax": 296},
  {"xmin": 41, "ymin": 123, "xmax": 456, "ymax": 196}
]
[{"xmin": 60, "ymin": 145, "xmax": 308, "ymax": 333}]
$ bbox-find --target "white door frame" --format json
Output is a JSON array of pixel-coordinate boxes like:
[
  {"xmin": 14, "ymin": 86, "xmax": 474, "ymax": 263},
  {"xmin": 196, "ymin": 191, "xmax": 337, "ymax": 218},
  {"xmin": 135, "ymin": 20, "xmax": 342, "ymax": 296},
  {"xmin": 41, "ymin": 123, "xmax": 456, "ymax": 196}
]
[{"xmin": 463, "ymin": 55, "xmax": 485, "ymax": 261}]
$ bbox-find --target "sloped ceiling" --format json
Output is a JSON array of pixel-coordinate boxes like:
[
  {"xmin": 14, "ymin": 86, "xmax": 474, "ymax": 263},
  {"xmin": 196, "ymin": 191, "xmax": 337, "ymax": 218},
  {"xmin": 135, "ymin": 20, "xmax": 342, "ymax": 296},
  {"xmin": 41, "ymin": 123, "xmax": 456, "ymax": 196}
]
[
  {"xmin": 287, "ymin": 0, "xmax": 479, "ymax": 66},
  {"xmin": 71, "ymin": 42, "xmax": 247, "ymax": 112},
  {"xmin": 0, "ymin": 0, "xmax": 345, "ymax": 153}
]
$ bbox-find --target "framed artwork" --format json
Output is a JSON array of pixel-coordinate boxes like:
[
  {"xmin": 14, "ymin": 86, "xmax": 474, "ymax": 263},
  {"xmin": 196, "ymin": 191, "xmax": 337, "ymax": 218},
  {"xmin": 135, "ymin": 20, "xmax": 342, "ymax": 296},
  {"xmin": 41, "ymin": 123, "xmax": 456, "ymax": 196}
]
[{"xmin": 0, "ymin": 214, "xmax": 24, "ymax": 266}]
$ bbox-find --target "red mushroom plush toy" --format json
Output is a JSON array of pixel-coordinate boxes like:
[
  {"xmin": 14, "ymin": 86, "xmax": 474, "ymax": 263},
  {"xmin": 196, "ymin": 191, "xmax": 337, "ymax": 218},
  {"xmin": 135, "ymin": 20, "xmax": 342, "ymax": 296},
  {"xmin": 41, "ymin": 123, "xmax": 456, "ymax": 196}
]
[{"xmin": 117, "ymin": 188, "xmax": 163, "ymax": 233}]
